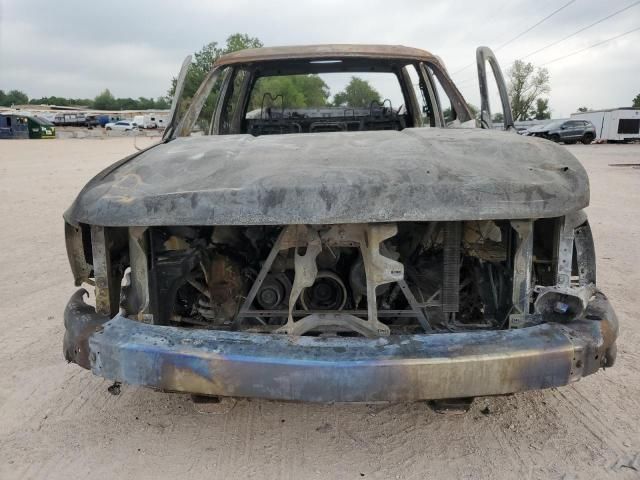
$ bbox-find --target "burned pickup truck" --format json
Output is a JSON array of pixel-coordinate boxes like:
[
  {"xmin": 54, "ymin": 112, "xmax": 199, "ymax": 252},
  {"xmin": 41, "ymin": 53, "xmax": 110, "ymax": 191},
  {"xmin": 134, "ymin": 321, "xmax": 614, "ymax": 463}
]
[{"xmin": 63, "ymin": 45, "xmax": 617, "ymax": 402}]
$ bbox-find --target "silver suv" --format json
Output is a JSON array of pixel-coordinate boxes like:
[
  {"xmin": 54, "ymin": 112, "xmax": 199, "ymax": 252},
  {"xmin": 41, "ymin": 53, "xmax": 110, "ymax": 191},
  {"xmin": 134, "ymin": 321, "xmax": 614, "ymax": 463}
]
[{"xmin": 524, "ymin": 119, "xmax": 596, "ymax": 144}]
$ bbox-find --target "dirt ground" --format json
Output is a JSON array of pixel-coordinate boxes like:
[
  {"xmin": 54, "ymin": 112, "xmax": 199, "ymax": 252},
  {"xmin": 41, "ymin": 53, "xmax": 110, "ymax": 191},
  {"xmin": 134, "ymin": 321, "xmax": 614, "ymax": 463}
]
[{"xmin": 0, "ymin": 138, "xmax": 639, "ymax": 480}]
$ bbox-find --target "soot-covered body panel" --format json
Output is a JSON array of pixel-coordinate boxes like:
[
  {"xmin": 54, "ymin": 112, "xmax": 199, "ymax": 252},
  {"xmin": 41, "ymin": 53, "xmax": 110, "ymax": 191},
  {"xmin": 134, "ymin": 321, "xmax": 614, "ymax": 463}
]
[{"xmin": 64, "ymin": 128, "xmax": 588, "ymax": 227}]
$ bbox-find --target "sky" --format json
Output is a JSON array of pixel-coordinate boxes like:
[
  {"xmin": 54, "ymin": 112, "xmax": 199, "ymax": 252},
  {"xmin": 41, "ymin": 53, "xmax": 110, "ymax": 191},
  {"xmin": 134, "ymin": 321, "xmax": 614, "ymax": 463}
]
[{"xmin": 0, "ymin": 0, "xmax": 638, "ymax": 117}]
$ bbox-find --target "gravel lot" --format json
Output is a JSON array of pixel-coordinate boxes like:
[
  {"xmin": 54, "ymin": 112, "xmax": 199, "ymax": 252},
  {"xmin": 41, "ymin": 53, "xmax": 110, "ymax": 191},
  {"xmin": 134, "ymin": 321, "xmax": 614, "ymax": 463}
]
[{"xmin": 0, "ymin": 138, "xmax": 639, "ymax": 480}]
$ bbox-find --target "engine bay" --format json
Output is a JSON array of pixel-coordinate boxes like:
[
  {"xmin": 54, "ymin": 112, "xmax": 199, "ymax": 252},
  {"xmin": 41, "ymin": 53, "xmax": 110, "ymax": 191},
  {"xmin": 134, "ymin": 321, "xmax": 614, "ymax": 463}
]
[{"xmin": 107, "ymin": 220, "xmax": 573, "ymax": 337}]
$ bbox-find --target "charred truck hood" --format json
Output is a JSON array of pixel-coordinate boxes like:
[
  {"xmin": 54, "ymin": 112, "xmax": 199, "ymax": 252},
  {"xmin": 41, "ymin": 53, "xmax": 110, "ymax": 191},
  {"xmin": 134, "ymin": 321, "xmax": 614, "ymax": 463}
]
[{"xmin": 64, "ymin": 128, "xmax": 588, "ymax": 226}]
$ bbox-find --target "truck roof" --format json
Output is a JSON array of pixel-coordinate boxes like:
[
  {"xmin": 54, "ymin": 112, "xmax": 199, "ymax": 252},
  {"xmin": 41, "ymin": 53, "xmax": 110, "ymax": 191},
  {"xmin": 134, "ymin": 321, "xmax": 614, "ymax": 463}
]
[{"xmin": 214, "ymin": 44, "xmax": 438, "ymax": 67}]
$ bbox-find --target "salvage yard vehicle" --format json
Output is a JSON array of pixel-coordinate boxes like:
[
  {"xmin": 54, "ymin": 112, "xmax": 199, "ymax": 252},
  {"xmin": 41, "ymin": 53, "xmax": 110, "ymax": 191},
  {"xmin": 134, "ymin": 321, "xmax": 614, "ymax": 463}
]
[
  {"xmin": 63, "ymin": 44, "xmax": 617, "ymax": 403},
  {"xmin": 0, "ymin": 113, "xmax": 29, "ymax": 139},
  {"xmin": 27, "ymin": 116, "xmax": 56, "ymax": 139},
  {"xmin": 133, "ymin": 114, "xmax": 158, "ymax": 129},
  {"xmin": 104, "ymin": 120, "xmax": 138, "ymax": 131},
  {"xmin": 523, "ymin": 119, "xmax": 596, "ymax": 144}
]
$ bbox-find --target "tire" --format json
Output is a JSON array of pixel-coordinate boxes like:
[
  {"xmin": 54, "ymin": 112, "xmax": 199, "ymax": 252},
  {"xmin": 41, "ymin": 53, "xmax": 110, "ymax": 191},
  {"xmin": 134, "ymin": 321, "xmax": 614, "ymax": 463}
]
[
  {"xmin": 582, "ymin": 134, "xmax": 594, "ymax": 145},
  {"xmin": 106, "ymin": 127, "xmax": 112, "ymax": 131},
  {"xmin": 549, "ymin": 134, "xmax": 560, "ymax": 142}
]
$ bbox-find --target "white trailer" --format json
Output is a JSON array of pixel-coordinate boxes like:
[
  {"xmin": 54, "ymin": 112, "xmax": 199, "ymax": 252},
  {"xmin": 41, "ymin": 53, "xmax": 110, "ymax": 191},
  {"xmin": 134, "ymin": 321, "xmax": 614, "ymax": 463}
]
[
  {"xmin": 132, "ymin": 113, "xmax": 170, "ymax": 129},
  {"xmin": 133, "ymin": 114, "xmax": 158, "ymax": 129},
  {"xmin": 154, "ymin": 114, "xmax": 169, "ymax": 129},
  {"xmin": 570, "ymin": 108, "xmax": 640, "ymax": 142}
]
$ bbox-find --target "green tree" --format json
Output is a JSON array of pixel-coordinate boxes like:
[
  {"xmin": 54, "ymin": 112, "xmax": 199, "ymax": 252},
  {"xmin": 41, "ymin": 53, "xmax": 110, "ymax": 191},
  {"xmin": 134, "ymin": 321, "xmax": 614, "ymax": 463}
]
[
  {"xmin": 28, "ymin": 96, "xmax": 92, "ymax": 107},
  {"xmin": 531, "ymin": 98, "xmax": 551, "ymax": 120},
  {"xmin": 492, "ymin": 112, "xmax": 504, "ymax": 123},
  {"xmin": 117, "ymin": 97, "xmax": 137, "ymax": 110},
  {"xmin": 154, "ymin": 96, "xmax": 170, "ymax": 109},
  {"xmin": 249, "ymin": 75, "xmax": 329, "ymax": 110},
  {"xmin": 168, "ymin": 33, "xmax": 263, "ymax": 130},
  {"xmin": 8, "ymin": 89, "xmax": 28, "ymax": 105},
  {"xmin": 93, "ymin": 89, "xmax": 117, "ymax": 110},
  {"xmin": 632, "ymin": 94, "xmax": 640, "ymax": 108},
  {"xmin": 11, "ymin": 91, "xmax": 169, "ymax": 110},
  {"xmin": 507, "ymin": 60, "xmax": 550, "ymax": 121},
  {"xmin": 224, "ymin": 33, "xmax": 263, "ymax": 54},
  {"xmin": 0, "ymin": 89, "xmax": 29, "ymax": 106},
  {"xmin": 333, "ymin": 77, "xmax": 381, "ymax": 108},
  {"xmin": 136, "ymin": 97, "xmax": 155, "ymax": 110}
]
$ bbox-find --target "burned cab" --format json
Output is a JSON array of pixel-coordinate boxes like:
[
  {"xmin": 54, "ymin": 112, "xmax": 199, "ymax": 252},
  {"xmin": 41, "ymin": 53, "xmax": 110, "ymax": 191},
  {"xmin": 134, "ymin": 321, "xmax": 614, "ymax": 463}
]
[{"xmin": 63, "ymin": 45, "xmax": 617, "ymax": 402}]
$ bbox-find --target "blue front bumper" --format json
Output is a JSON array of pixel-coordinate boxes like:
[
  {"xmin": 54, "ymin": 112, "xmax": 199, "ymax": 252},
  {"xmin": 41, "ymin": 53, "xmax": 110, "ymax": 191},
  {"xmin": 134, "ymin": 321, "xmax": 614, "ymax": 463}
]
[{"xmin": 64, "ymin": 289, "xmax": 617, "ymax": 402}]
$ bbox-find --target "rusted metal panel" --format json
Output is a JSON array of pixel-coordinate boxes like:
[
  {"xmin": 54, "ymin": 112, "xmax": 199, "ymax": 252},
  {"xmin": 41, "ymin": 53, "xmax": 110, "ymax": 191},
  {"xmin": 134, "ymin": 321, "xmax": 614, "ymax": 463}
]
[
  {"xmin": 63, "ymin": 289, "xmax": 109, "ymax": 369},
  {"xmin": 162, "ymin": 55, "xmax": 192, "ymax": 141},
  {"xmin": 62, "ymin": 270, "xmax": 618, "ymax": 401},
  {"xmin": 90, "ymin": 314, "xmax": 574, "ymax": 401},
  {"xmin": 64, "ymin": 222, "xmax": 91, "ymax": 287},
  {"xmin": 90, "ymin": 225, "xmax": 113, "ymax": 316},
  {"xmin": 89, "ymin": 226, "xmax": 122, "ymax": 317},
  {"xmin": 575, "ymin": 221, "xmax": 597, "ymax": 285},
  {"xmin": 555, "ymin": 211, "xmax": 587, "ymax": 287},
  {"xmin": 174, "ymin": 66, "xmax": 222, "ymax": 138},
  {"xmin": 127, "ymin": 227, "xmax": 150, "ymax": 319},
  {"xmin": 476, "ymin": 46, "xmax": 515, "ymax": 130},
  {"xmin": 509, "ymin": 220, "xmax": 534, "ymax": 328}
]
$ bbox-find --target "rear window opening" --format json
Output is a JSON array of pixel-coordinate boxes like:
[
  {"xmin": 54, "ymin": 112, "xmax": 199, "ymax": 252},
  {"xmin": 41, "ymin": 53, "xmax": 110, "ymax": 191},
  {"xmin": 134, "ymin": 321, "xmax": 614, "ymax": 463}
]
[{"xmin": 243, "ymin": 72, "xmax": 407, "ymax": 135}]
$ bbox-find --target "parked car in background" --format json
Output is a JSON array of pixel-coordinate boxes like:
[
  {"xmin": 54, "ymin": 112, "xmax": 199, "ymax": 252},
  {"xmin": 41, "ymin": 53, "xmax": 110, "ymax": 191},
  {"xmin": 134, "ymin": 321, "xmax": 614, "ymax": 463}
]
[
  {"xmin": 96, "ymin": 115, "xmax": 123, "ymax": 127},
  {"xmin": 523, "ymin": 119, "xmax": 596, "ymax": 144},
  {"xmin": 520, "ymin": 122, "xmax": 558, "ymax": 137},
  {"xmin": 0, "ymin": 113, "xmax": 29, "ymax": 139},
  {"xmin": 105, "ymin": 120, "xmax": 138, "ymax": 131},
  {"xmin": 84, "ymin": 115, "xmax": 99, "ymax": 128},
  {"xmin": 51, "ymin": 112, "xmax": 84, "ymax": 127},
  {"xmin": 27, "ymin": 116, "xmax": 56, "ymax": 139},
  {"xmin": 96, "ymin": 115, "xmax": 110, "ymax": 127}
]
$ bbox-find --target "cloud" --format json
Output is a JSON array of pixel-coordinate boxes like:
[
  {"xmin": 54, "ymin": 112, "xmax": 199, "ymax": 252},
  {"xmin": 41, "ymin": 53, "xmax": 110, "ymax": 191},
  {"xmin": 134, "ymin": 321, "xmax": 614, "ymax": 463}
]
[{"xmin": 1, "ymin": 0, "xmax": 638, "ymax": 115}]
